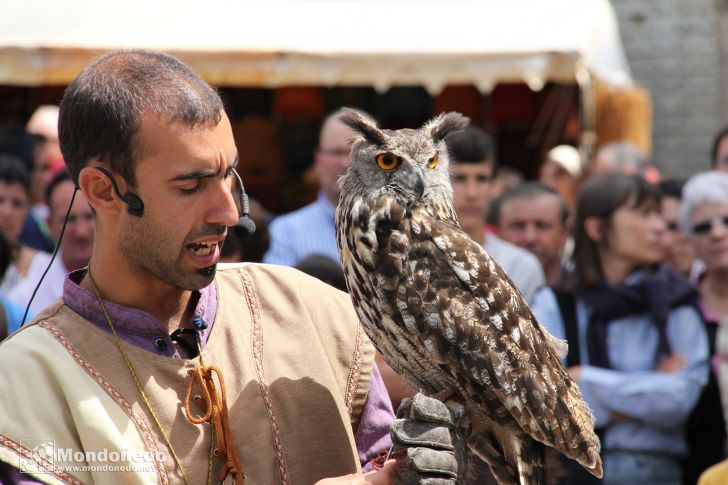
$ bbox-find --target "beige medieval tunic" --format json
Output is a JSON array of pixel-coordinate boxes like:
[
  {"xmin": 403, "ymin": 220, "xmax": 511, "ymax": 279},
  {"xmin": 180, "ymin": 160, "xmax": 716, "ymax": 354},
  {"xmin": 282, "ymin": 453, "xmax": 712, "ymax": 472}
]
[{"xmin": 0, "ymin": 263, "xmax": 375, "ymax": 484}]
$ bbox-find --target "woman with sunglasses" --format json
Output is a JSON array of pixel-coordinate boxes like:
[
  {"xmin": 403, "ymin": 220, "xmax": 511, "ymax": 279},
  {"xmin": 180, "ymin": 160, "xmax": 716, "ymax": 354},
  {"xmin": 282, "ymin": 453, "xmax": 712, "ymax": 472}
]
[
  {"xmin": 678, "ymin": 172, "xmax": 728, "ymax": 485},
  {"xmin": 532, "ymin": 173, "xmax": 708, "ymax": 485},
  {"xmin": 681, "ymin": 171, "xmax": 728, "ymax": 328}
]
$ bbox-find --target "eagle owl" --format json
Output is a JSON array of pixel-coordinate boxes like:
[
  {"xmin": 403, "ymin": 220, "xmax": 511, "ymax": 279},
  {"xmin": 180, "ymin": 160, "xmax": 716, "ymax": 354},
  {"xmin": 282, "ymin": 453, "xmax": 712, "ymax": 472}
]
[{"xmin": 335, "ymin": 110, "xmax": 602, "ymax": 485}]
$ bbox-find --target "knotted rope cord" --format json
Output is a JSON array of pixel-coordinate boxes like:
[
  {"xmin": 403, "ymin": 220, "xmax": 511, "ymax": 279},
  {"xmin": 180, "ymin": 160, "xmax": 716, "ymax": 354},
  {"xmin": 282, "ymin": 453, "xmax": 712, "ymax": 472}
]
[{"xmin": 184, "ymin": 361, "xmax": 245, "ymax": 484}]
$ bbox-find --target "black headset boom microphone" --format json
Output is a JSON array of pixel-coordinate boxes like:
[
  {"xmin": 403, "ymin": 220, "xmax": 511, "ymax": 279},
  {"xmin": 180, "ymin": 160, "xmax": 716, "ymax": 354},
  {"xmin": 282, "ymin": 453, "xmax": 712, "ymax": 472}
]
[
  {"xmin": 231, "ymin": 168, "xmax": 256, "ymax": 237},
  {"xmin": 21, "ymin": 166, "xmax": 256, "ymax": 324},
  {"xmin": 20, "ymin": 188, "xmax": 77, "ymax": 325}
]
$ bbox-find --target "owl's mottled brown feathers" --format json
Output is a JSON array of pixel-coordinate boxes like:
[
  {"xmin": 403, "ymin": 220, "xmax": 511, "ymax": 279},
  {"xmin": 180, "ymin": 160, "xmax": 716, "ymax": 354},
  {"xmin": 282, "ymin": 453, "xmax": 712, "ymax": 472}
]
[{"xmin": 336, "ymin": 110, "xmax": 602, "ymax": 485}]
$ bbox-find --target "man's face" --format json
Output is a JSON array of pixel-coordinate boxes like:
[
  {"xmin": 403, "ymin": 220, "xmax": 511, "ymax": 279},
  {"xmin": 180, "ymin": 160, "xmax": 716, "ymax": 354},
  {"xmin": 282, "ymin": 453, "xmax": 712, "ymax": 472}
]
[
  {"xmin": 48, "ymin": 180, "xmax": 94, "ymax": 271},
  {"xmin": 715, "ymin": 136, "xmax": 728, "ymax": 172},
  {"xmin": 498, "ymin": 194, "xmax": 567, "ymax": 269},
  {"xmin": 314, "ymin": 119, "xmax": 357, "ymax": 203},
  {"xmin": 118, "ymin": 111, "xmax": 239, "ymax": 291},
  {"xmin": 450, "ymin": 160, "xmax": 494, "ymax": 234}
]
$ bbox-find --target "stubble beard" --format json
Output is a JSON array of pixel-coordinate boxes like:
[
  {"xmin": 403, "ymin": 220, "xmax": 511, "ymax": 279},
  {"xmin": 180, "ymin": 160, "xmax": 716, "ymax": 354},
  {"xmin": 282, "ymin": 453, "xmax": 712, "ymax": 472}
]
[{"xmin": 119, "ymin": 215, "xmax": 217, "ymax": 292}]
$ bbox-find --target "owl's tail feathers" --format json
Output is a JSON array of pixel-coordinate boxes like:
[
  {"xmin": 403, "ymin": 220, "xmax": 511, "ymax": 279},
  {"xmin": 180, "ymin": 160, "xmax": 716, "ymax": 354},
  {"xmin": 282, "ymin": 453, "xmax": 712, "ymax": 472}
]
[
  {"xmin": 551, "ymin": 376, "xmax": 604, "ymax": 479},
  {"xmin": 562, "ymin": 406, "xmax": 603, "ymax": 478},
  {"xmin": 556, "ymin": 421, "xmax": 603, "ymax": 479},
  {"xmin": 515, "ymin": 440, "xmax": 546, "ymax": 485},
  {"xmin": 467, "ymin": 432, "xmax": 546, "ymax": 485},
  {"xmin": 581, "ymin": 449, "xmax": 603, "ymax": 478}
]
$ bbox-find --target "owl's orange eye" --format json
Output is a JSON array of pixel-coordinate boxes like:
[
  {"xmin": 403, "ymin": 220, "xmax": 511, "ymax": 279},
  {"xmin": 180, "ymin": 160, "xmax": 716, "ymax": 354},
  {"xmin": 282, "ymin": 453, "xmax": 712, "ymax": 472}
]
[
  {"xmin": 376, "ymin": 153, "xmax": 400, "ymax": 171},
  {"xmin": 427, "ymin": 152, "xmax": 440, "ymax": 169}
]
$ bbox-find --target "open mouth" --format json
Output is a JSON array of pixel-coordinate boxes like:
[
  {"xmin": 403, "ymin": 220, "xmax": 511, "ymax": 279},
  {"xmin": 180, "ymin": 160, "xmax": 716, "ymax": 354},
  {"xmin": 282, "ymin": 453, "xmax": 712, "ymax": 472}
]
[{"xmin": 187, "ymin": 241, "xmax": 218, "ymax": 257}]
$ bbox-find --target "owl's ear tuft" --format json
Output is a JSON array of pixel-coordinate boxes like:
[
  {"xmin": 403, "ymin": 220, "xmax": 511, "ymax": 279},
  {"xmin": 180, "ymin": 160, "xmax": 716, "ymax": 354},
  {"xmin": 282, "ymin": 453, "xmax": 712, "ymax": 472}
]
[
  {"xmin": 339, "ymin": 108, "xmax": 387, "ymax": 146},
  {"xmin": 426, "ymin": 112, "xmax": 470, "ymax": 144}
]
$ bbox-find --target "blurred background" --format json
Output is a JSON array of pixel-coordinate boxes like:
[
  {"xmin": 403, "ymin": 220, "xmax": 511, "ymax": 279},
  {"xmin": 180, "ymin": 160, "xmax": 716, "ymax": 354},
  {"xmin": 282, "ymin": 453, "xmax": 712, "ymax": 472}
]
[{"xmin": 0, "ymin": 0, "xmax": 696, "ymax": 212}]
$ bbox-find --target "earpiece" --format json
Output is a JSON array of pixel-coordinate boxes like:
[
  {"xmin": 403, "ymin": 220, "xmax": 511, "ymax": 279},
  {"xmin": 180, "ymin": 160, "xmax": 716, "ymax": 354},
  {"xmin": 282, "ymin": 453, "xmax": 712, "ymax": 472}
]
[
  {"xmin": 94, "ymin": 167, "xmax": 144, "ymax": 217},
  {"xmin": 94, "ymin": 166, "xmax": 253, "ymax": 234},
  {"xmin": 231, "ymin": 169, "xmax": 256, "ymax": 237}
]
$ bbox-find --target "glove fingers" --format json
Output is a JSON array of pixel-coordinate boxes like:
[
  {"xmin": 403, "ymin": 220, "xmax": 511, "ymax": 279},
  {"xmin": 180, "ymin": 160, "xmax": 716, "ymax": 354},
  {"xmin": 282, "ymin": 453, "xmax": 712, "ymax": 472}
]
[
  {"xmin": 394, "ymin": 447, "xmax": 458, "ymax": 480},
  {"xmin": 391, "ymin": 419, "xmax": 454, "ymax": 450},
  {"xmin": 417, "ymin": 479, "xmax": 456, "ymax": 485},
  {"xmin": 395, "ymin": 473, "xmax": 456, "ymax": 485},
  {"xmin": 392, "ymin": 393, "xmax": 468, "ymax": 484},
  {"xmin": 397, "ymin": 393, "xmax": 455, "ymax": 427}
]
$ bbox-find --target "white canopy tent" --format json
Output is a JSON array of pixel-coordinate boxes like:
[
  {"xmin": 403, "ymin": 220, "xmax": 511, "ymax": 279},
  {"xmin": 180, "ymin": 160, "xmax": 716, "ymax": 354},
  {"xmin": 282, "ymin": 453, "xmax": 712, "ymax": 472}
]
[{"xmin": 0, "ymin": 0, "xmax": 631, "ymax": 92}]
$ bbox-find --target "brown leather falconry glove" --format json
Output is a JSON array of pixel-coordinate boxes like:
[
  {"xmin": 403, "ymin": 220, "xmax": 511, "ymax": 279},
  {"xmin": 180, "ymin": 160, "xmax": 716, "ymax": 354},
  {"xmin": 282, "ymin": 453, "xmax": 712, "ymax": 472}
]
[{"xmin": 390, "ymin": 393, "xmax": 471, "ymax": 485}]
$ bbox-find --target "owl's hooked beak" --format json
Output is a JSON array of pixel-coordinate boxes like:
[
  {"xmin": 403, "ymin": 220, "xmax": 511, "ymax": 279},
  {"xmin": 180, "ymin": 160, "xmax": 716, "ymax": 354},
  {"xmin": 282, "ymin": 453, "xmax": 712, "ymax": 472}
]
[{"xmin": 414, "ymin": 173, "xmax": 425, "ymax": 198}]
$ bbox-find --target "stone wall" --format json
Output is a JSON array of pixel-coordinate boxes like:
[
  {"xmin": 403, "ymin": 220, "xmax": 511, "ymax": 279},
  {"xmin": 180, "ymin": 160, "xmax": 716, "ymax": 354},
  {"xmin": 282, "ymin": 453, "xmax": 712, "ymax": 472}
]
[{"xmin": 610, "ymin": 0, "xmax": 723, "ymax": 178}]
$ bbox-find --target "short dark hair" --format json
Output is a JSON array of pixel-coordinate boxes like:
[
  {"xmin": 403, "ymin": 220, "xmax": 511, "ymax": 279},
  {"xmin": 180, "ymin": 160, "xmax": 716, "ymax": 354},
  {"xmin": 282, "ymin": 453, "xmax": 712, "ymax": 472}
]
[
  {"xmin": 45, "ymin": 169, "xmax": 72, "ymax": 206},
  {"xmin": 711, "ymin": 126, "xmax": 728, "ymax": 168},
  {"xmin": 444, "ymin": 125, "xmax": 496, "ymax": 166},
  {"xmin": 294, "ymin": 255, "xmax": 347, "ymax": 292},
  {"xmin": 657, "ymin": 178, "xmax": 686, "ymax": 201},
  {"xmin": 59, "ymin": 49, "xmax": 224, "ymax": 188},
  {"xmin": 573, "ymin": 174, "xmax": 658, "ymax": 288},
  {"xmin": 0, "ymin": 155, "xmax": 31, "ymax": 197},
  {"xmin": 491, "ymin": 182, "xmax": 569, "ymax": 227}
]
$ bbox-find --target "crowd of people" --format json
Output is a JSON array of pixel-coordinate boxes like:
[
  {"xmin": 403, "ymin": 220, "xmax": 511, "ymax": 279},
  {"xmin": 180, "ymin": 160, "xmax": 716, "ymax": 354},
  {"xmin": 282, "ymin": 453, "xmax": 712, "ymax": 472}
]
[
  {"xmin": 0, "ymin": 106, "xmax": 94, "ymax": 337},
  {"xmin": 2, "ymin": 49, "xmax": 728, "ymax": 484}
]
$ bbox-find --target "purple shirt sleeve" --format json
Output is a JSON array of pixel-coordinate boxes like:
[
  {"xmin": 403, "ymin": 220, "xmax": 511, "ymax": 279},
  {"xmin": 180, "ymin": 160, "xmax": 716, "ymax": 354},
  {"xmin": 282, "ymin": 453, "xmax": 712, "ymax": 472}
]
[
  {"xmin": 355, "ymin": 363, "xmax": 395, "ymax": 471},
  {"xmin": 0, "ymin": 461, "xmax": 44, "ymax": 485}
]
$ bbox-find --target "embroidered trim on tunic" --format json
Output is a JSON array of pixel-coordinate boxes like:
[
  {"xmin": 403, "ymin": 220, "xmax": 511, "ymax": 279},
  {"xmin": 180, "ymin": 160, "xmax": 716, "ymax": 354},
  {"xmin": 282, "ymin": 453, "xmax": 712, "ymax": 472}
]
[
  {"xmin": 0, "ymin": 436, "xmax": 82, "ymax": 485},
  {"xmin": 39, "ymin": 320, "xmax": 170, "ymax": 485},
  {"xmin": 238, "ymin": 269, "xmax": 292, "ymax": 485},
  {"xmin": 344, "ymin": 324, "xmax": 365, "ymax": 416}
]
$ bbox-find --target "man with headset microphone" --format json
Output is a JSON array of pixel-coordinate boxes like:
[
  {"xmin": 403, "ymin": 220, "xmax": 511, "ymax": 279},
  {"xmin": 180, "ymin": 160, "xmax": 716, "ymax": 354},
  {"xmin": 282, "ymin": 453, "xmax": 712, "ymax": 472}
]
[{"xmin": 0, "ymin": 50, "xmax": 465, "ymax": 485}]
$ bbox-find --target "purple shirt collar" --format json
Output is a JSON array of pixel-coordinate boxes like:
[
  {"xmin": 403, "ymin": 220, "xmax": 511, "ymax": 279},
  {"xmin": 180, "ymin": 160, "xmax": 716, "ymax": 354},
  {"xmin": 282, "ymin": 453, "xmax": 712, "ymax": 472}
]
[{"xmin": 62, "ymin": 269, "xmax": 217, "ymax": 358}]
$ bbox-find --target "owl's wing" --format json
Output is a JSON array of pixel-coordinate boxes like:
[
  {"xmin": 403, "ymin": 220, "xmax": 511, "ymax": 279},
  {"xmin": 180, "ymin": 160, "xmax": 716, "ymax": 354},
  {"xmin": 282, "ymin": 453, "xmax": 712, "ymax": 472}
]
[{"xmin": 401, "ymin": 212, "xmax": 600, "ymax": 472}]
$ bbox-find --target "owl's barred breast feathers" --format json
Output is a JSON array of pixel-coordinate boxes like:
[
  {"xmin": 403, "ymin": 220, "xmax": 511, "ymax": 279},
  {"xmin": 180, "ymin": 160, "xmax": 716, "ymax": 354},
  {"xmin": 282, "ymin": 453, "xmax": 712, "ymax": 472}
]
[{"xmin": 335, "ymin": 109, "xmax": 602, "ymax": 485}]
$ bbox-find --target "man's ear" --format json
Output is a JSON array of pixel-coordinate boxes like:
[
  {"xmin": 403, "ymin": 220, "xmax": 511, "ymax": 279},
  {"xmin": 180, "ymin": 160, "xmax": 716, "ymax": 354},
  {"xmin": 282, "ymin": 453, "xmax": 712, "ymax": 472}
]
[
  {"xmin": 77, "ymin": 165, "xmax": 121, "ymax": 215},
  {"xmin": 583, "ymin": 216, "xmax": 605, "ymax": 243}
]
